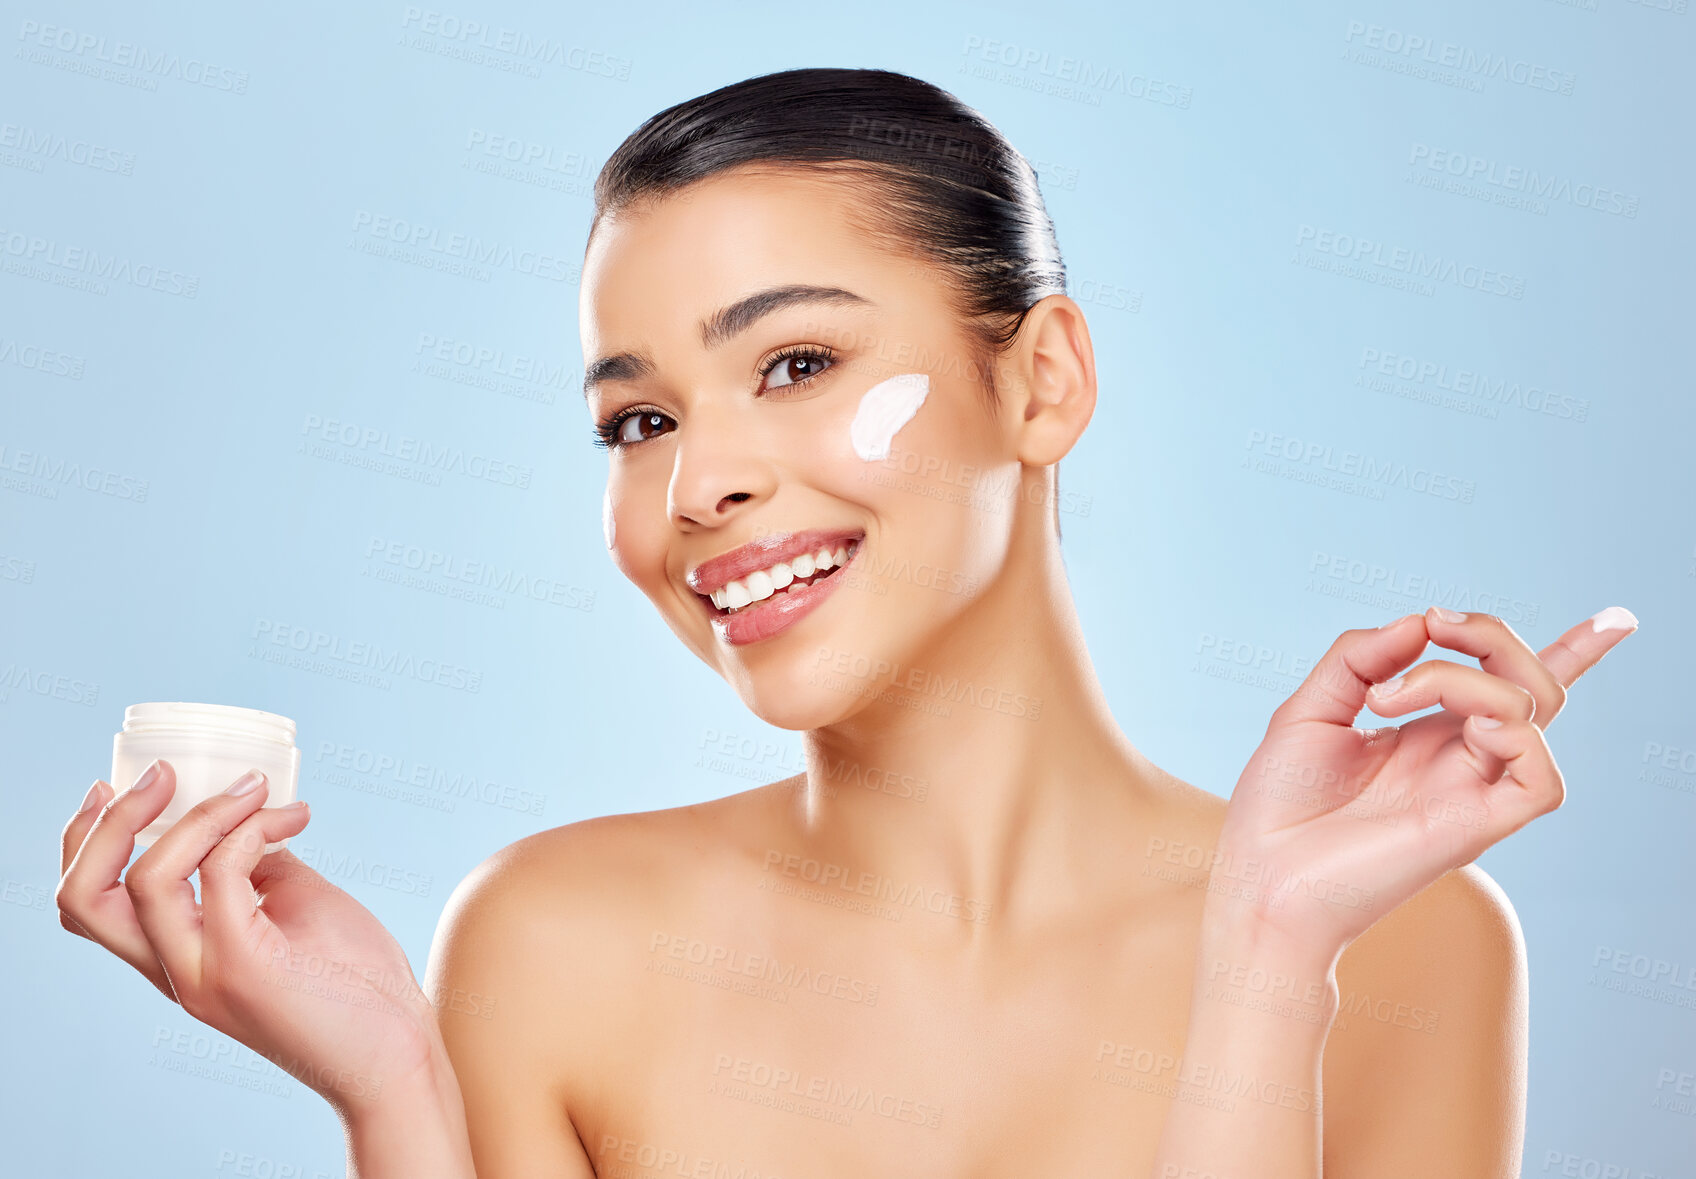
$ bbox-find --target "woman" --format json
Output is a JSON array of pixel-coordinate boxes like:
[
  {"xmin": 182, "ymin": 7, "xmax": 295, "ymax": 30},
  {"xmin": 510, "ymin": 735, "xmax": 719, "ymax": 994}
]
[{"xmin": 56, "ymin": 68, "xmax": 1637, "ymax": 1177}]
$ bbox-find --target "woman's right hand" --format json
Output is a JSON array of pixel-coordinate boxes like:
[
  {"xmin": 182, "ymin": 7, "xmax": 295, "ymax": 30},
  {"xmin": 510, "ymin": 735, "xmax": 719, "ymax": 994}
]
[{"xmin": 56, "ymin": 759, "xmax": 446, "ymax": 1118}]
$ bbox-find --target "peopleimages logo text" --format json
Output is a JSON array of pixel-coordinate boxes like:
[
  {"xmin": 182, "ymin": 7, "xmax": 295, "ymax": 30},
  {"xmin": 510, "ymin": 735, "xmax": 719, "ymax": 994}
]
[
  {"xmin": 1296, "ymin": 225, "xmax": 1525, "ymax": 299},
  {"xmin": 1343, "ymin": 22, "xmax": 1576, "ymax": 94}
]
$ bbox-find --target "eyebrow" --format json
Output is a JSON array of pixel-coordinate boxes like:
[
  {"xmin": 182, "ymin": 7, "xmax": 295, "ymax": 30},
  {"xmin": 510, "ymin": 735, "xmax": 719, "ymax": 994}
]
[{"xmin": 582, "ymin": 283, "xmax": 874, "ymax": 402}]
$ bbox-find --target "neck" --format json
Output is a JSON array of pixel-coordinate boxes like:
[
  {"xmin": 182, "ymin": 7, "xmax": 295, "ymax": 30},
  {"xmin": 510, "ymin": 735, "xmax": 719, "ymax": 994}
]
[{"xmin": 793, "ymin": 492, "xmax": 1168, "ymax": 949}]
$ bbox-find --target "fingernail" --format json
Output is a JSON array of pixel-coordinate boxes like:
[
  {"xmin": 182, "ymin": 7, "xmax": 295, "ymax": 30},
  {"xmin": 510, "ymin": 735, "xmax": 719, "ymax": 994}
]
[
  {"xmin": 277, "ymin": 800, "xmax": 307, "ymax": 810},
  {"xmin": 225, "ymin": 769, "xmax": 266, "ymax": 797},
  {"xmin": 76, "ymin": 781, "xmax": 104, "ymax": 814},
  {"xmin": 1589, "ymin": 606, "xmax": 1638, "ymax": 635},
  {"xmin": 1470, "ymin": 715, "xmax": 1503, "ymax": 730},
  {"xmin": 1428, "ymin": 606, "xmax": 1466, "ymax": 624},
  {"xmin": 1377, "ymin": 613, "xmax": 1416, "ymax": 629},
  {"xmin": 1372, "ymin": 675, "xmax": 1405, "ymax": 696},
  {"xmin": 130, "ymin": 760, "xmax": 163, "ymax": 793}
]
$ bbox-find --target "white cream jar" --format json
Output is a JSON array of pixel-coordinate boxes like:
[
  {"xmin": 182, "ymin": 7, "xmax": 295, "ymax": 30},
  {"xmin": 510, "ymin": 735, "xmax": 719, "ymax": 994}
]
[{"xmin": 112, "ymin": 702, "xmax": 301, "ymax": 852}]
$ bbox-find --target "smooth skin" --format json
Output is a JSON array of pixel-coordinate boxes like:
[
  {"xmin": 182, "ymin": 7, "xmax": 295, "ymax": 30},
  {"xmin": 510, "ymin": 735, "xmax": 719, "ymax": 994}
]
[{"xmin": 57, "ymin": 166, "xmax": 1636, "ymax": 1178}]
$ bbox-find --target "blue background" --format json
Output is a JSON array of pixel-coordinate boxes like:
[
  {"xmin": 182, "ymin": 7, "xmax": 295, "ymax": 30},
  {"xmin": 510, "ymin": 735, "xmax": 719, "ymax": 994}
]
[{"xmin": 3, "ymin": 2, "xmax": 1690, "ymax": 1175}]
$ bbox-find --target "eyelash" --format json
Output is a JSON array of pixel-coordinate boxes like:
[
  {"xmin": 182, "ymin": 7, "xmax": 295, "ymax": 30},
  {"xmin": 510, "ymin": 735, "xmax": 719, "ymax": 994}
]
[{"xmin": 589, "ymin": 345, "xmax": 840, "ymax": 452}]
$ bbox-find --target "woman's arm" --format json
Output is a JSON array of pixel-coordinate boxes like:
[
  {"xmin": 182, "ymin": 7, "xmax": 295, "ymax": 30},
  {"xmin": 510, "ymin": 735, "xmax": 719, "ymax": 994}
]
[
  {"xmin": 1149, "ymin": 864, "xmax": 1527, "ymax": 1178},
  {"xmin": 1147, "ymin": 606, "xmax": 1632, "ymax": 1177},
  {"xmin": 1150, "ymin": 865, "xmax": 1526, "ymax": 1179},
  {"xmin": 421, "ymin": 840, "xmax": 600, "ymax": 1178},
  {"xmin": 1147, "ymin": 905, "xmax": 1337, "ymax": 1178},
  {"xmin": 343, "ymin": 1032, "xmax": 477, "ymax": 1179}
]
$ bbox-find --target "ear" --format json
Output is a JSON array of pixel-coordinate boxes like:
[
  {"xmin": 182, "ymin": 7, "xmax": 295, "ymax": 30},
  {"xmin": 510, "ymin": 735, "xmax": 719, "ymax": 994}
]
[{"xmin": 1000, "ymin": 294, "xmax": 1097, "ymax": 467}]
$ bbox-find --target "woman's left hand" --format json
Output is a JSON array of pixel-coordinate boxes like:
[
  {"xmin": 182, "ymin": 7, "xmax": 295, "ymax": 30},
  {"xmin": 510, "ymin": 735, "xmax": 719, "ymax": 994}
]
[{"xmin": 1211, "ymin": 605, "xmax": 1638, "ymax": 958}]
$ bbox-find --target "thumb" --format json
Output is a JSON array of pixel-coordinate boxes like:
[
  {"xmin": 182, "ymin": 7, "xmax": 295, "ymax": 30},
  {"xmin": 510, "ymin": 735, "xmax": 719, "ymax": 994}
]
[
  {"xmin": 249, "ymin": 844, "xmax": 317, "ymax": 894},
  {"xmin": 1272, "ymin": 612, "xmax": 1431, "ymax": 730},
  {"xmin": 200, "ymin": 805, "xmax": 314, "ymax": 932}
]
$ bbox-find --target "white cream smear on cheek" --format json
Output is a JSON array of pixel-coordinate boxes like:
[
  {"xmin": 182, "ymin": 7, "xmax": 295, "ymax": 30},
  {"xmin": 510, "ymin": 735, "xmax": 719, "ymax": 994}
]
[
  {"xmin": 602, "ymin": 487, "xmax": 616, "ymax": 550},
  {"xmin": 850, "ymin": 372, "xmax": 929, "ymax": 462}
]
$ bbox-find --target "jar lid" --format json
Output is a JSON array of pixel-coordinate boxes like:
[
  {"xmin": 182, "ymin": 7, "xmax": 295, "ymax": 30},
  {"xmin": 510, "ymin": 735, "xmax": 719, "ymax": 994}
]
[{"xmin": 120, "ymin": 701, "xmax": 296, "ymax": 746}]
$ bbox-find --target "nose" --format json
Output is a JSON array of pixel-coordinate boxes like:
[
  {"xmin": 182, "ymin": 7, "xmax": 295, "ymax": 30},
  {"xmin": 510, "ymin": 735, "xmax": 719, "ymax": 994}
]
[{"xmin": 666, "ymin": 401, "xmax": 778, "ymax": 529}]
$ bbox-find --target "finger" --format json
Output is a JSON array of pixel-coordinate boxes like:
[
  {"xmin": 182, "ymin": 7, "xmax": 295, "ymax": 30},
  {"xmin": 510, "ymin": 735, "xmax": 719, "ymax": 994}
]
[
  {"xmin": 249, "ymin": 846, "xmax": 331, "ymax": 905},
  {"xmin": 249, "ymin": 846, "xmax": 312, "ymax": 895},
  {"xmin": 200, "ymin": 803, "xmax": 312, "ymax": 940},
  {"xmin": 1272, "ymin": 611, "xmax": 1430, "ymax": 729},
  {"xmin": 55, "ymin": 760, "xmax": 181, "ymax": 987},
  {"xmin": 1535, "ymin": 606, "xmax": 1640, "ymax": 692},
  {"xmin": 126, "ymin": 769, "xmax": 275, "ymax": 989},
  {"xmin": 61, "ymin": 779, "xmax": 111, "ymax": 882},
  {"xmin": 1420, "ymin": 608, "xmax": 1569, "ymax": 731},
  {"xmin": 1364, "ymin": 658, "xmax": 1538, "ymax": 726},
  {"xmin": 1458, "ymin": 715, "xmax": 1565, "ymax": 833},
  {"xmin": 58, "ymin": 779, "xmax": 112, "ymax": 941}
]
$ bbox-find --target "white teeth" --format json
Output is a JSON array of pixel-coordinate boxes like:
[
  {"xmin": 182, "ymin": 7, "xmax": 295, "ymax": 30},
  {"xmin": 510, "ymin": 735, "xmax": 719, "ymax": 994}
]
[{"xmin": 708, "ymin": 538, "xmax": 861, "ymax": 614}]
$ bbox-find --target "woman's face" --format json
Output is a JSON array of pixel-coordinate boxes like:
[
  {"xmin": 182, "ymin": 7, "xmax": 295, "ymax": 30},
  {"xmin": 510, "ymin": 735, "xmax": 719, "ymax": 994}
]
[{"xmin": 579, "ymin": 166, "xmax": 1029, "ymax": 730}]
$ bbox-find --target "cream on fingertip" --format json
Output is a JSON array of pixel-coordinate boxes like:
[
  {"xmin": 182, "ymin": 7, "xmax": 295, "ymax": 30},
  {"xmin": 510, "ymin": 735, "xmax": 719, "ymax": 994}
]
[{"xmin": 1589, "ymin": 606, "xmax": 1638, "ymax": 634}]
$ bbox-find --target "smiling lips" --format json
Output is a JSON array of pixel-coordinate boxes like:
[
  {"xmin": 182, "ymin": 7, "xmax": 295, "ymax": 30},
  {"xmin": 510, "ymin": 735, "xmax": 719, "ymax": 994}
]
[
  {"xmin": 710, "ymin": 539, "xmax": 860, "ymax": 613},
  {"xmin": 687, "ymin": 527, "xmax": 865, "ymax": 617}
]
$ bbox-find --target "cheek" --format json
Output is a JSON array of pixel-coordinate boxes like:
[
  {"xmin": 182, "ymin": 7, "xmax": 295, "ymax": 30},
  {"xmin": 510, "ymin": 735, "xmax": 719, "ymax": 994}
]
[
  {"xmin": 848, "ymin": 372, "xmax": 929, "ymax": 461},
  {"xmin": 601, "ymin": 480, "xmax": 665, "ymax": 595}
]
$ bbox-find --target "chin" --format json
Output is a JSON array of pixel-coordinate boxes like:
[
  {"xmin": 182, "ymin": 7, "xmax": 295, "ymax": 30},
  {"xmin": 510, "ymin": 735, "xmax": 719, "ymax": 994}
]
[
  {"xmin": 724, "ymin": 618, "xmax": 883, "ymax": 729},
  {"xmin": 731, "ymin": 675, "xmax": 867, "ymax": 733},
  {"xmin": 673, "ymin": 558, "xmax": 958, "ymax": 729}
]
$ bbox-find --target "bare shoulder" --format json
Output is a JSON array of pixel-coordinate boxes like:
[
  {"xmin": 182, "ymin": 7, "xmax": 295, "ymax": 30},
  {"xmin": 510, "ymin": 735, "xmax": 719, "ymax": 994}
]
[
  {"xmin": 423, "ymin": 785, "xmax": 780, "ymax": 1173},
  {"xmin": 1328, "ymin": 860, "xmax": 1528, "ymax": 1048},
  {"xmin": 427, "ymin": 779, "xmax": 797, "ymax": 1018},
  {"xmin": 431, "ymin": 784, "xmax": 776, "ymax": 977},
  {"xmin": 1319, "ymin": 862, "xmax": 1529, "ymax": 1171},
  {"xmin": 1130, "ymin": 757, "xmax": 1232, "ymax": 848},
  {"xmin": 1340, "ymin": 862, "xmax": 1525, "ymax": 983}
]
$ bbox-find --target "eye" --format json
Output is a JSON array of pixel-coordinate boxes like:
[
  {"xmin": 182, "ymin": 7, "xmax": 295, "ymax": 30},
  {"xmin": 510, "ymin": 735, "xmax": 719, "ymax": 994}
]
[
  {"xmin": 759, "ymin": 346, "xmax": 837, "ymax": 392},
  {"xmin": 590, "ymin": 345, "xmax": 840, "ymax": 452},
  {"xmin": 590, "ymin": 406, "xmax": 673, "ymax": 451}
]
